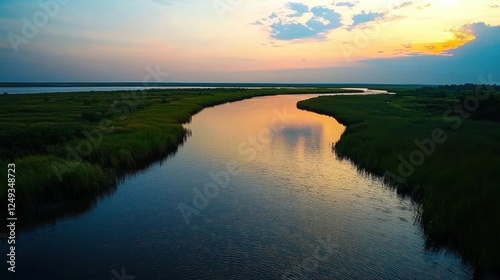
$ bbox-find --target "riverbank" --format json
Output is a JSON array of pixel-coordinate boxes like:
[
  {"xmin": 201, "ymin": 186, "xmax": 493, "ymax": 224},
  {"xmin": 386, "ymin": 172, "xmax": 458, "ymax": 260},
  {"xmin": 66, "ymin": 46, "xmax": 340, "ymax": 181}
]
[
  {"xmin": 297, "ymin": 85, "xmax": 500, "ymax": 275},
  {"xmin": 0, "ymin": 88, "xmax": 361, "ymax": 224}
]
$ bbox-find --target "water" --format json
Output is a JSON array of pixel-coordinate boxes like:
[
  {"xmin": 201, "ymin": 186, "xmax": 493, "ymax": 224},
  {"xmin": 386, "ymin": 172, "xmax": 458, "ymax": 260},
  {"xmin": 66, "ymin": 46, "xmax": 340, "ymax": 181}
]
[
  {"xmin": 0, "ymin": 86, "xmax": 274, "ymax": 94},
  {"xmin": 0, "ymin": 86, "xmax": 219, "ymax": 94},
  {"xmin": 0, "ymin": 93, "xmax": 471, "ymax": 279},
  {"xmin": 0, "ymin": 86, "xmax": 390, "ymax": 95}
]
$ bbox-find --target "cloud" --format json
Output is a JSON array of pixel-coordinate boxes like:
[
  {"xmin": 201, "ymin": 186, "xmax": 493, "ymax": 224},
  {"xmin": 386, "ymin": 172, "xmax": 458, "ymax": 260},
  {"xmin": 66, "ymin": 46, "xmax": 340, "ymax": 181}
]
[
  {"xmin": 262, "ymin": 4, "xmax": 343, "ymax": 40},
  {"xmin": 286, "ymin": 2, "xmax": 309, "ymax": 17},
  {"xmin": 310, "ymin": 6, "xmax": 342, "ymax": 29},
  {"xmin": 392, "ymin": 26, "xmax": 476, "ymax": 56},
  {"xmin": 270, "ymin": 22, "xmax": 317, "ymax": 40},
  {"xmin": 452, "ymin": 23, "xmax": 500, "ymax": 54},
  {"xmin": 251, "ymin": 20, "xmax": 264, "ymax": 26},
  {"xmin": 392, "ymin": 1, "xmax": 413, "ymax": 9},
  {"xmin": 311, "ymin": 6, "xmax": 339, "ymax": 21},
  {"xmin": 222, "ymin": 23, "xmax": 500, "ymax": 84},
  {"xmin": 355, "ymin": 22, "xmax": 500, "ymax": 83},
  {"xmin": 351, "ymin": 10, "xmax": 385, "ymax": 27},
  {"xmin": 417, "ymin": 3, "xmax": 431, "ymax": 10},
  {"xmin": 334, "ymin": 1, "xmax": 356, "ymax": 8}
]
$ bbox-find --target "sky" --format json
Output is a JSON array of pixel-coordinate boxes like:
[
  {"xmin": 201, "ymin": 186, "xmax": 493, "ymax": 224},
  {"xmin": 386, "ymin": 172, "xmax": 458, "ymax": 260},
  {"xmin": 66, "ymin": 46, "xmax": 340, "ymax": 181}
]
[{"xmin": 0, "ymin": 0, "xmax": 499, "ymax": 84}]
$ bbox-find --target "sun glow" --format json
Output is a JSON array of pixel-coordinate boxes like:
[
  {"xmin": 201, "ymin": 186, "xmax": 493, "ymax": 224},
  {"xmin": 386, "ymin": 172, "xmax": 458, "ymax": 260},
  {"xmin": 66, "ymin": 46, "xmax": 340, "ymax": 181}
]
[{"xmin": 439, "ymin": 0, "xmax": 458, "ymax": 7}]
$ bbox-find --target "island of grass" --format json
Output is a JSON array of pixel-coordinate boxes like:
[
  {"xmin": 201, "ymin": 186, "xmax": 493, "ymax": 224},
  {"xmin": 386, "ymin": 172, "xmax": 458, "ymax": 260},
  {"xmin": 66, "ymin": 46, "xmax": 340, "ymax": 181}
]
[
  {"xmin": 297, "ymin": 84, "xmax": 500, "ymax": 276},
  {"xmin": 0, "ymin": 87, "xmax": 362, "ymax": 223}
]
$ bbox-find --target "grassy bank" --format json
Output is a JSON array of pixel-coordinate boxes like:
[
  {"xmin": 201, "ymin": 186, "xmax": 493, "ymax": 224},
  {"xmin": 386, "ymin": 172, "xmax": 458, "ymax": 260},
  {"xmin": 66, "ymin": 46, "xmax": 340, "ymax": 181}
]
[
  {"xmin": 297, "ymin": 86, "xmax": 500, "ymax": 273},
  {"xmin": 0, "ymin": 88, "xmax": 360, "ymax": 221}
]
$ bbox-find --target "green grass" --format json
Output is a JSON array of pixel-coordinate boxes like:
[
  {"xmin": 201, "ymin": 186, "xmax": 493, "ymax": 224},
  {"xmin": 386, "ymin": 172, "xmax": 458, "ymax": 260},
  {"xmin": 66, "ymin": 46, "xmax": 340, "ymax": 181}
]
[
  {"xmin": 297, "ymin": 87, "xmax": 500, "ymax": 273},
  {"xmin": 0, "ymin": 87, "xmax": 361, "ymax": 219}
]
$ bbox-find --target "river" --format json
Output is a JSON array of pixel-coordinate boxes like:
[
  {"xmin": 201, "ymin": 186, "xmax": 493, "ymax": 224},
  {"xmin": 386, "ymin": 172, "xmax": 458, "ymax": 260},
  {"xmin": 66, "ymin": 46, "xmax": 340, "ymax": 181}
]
[{"xmin": 1, "ymin": 93, "xmax": 471, "ymax": 279}]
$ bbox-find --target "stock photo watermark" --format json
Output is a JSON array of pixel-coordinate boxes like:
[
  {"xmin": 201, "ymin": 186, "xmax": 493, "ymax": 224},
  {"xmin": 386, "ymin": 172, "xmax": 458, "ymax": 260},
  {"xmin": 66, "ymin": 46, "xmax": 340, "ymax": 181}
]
[
  {"xmin": 151, "ymin": 0, "xmax": 242, "ymax": 20},
  {"xmin": 178, "ymin": 106, "xmax": 296, "ymax": 225},
  {"xmin": 5, "ymin": 163, "xmax": 17, "ymax": 273},
  {"xmin": 51, "ymin": 65, "xmax": 170, "ymax": 182},
  {"xmin": 282, "ymin": 235, "xmax": 339, "ymax": 280},
  {"xmin": 385, "ymin": 75, "xmax": 497, "ymax": 184},
  {"xmin": 7, "ymin": 0, "xmax": 69, "ymax": 54},
  {"xmin": 111, "ymin": 267, "xmax": 135, "ymax": 280},
  {"xmin": 340, "ymin": 0, "xmax": 430, "ymax": 60},
  {"xmin": 213, "ymin": 0, "xmax": 243, "ymax": 20}
]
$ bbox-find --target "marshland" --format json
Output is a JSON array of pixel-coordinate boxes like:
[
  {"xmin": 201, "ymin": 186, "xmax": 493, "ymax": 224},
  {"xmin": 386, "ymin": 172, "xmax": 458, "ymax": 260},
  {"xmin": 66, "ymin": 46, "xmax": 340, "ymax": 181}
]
[{"xmin": 1, "ymin": 86, "xmax": 498, "ymax": 279}]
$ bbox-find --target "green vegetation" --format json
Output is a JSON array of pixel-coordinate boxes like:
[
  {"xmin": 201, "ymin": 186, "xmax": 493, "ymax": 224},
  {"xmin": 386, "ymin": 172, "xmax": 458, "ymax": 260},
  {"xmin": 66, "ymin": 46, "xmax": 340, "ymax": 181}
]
[
  {"xmin": 0, "ymin": 88, "xmax": 360, "ymax": 219},
  {"xmin": 297, "ymin": 85, "xmax": 500, "ymax": 273}
]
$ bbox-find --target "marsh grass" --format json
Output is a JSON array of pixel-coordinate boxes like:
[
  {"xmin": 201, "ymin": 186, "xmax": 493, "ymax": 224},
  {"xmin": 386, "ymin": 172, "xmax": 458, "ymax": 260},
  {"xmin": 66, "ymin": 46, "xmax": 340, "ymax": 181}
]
[{"xmin": 297, "ymin": 88, "xmax": 500, "ymax": 273}]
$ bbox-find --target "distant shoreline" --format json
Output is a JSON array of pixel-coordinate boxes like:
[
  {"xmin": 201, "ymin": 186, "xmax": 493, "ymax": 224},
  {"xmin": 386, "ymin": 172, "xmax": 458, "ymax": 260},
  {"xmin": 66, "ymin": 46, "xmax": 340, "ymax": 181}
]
[
  {"xmin": 0, "ymin": 81, "xmax": 436, "ymax": 88},
  {"xmin": 0, "ymin": 82, "xmax": 424, "ymax": 95}
]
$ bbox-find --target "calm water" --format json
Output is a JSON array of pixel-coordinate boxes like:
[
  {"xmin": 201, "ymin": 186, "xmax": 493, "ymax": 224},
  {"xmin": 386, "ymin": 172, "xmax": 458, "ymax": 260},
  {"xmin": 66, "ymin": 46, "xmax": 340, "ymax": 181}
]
[
  {"xmin": 0, "ymin": 86, "xmax": 390, "ymax": 95},
  {"xmin": 0, "ymin": 86, "xmax": 277, "ymax": 94},
  {"xmin": 1, "ymin": 94, "xmax": 471, "ymax": 279},
  {"xmin": 0, "ymin": 86, "xmax": 218, "ymax": 94}
]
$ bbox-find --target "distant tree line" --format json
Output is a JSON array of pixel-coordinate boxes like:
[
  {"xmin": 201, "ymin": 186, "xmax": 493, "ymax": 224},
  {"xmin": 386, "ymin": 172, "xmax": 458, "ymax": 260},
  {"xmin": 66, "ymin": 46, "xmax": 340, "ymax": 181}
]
[{"xmin": 437, "ymin": 83, "xmax": 500, "ymax": 91}]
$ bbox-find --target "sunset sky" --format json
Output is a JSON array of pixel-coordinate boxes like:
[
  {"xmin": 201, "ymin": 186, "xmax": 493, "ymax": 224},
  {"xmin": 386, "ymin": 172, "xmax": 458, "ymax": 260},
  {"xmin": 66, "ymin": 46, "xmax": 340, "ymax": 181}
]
[{"xmin": 0, "ymin": 0, "xmax": 499, "ymax": 83}]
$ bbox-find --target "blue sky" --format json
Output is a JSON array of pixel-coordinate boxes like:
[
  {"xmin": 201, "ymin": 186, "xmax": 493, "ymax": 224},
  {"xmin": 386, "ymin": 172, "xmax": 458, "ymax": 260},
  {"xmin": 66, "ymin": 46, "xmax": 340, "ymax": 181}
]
[{"xmin": 0, "ymin": 0, "xmax": 499, "ymax": 83}]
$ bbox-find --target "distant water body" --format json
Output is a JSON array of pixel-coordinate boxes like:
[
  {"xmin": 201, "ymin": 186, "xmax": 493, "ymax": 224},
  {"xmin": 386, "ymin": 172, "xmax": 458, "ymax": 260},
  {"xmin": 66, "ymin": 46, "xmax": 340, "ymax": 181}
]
[
  {"xmin": 0, "ymin": 86, "xmax": 248, "ymax": 94},
  {"xmin": 0, "ymin": 86, "xmax": 396, "ymax": 95}
]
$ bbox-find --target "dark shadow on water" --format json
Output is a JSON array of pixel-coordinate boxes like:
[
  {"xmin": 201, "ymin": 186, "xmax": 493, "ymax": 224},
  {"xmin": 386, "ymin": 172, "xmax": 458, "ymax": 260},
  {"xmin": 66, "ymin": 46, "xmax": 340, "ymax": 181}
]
[
  {"xmin": 0, "ymin": 129, "xmax": 191, "ymax": 235},
  {"xmin": 332, "ymin": 147, "xmax": 498, "ymax": 280}
]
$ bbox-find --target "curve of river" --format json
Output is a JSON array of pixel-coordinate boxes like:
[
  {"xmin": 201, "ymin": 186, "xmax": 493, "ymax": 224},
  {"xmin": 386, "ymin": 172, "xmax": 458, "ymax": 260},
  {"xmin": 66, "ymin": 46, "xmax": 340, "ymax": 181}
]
[{"xmin": 1, "ymin": 92, "xmax": 471, "ymax": 279}]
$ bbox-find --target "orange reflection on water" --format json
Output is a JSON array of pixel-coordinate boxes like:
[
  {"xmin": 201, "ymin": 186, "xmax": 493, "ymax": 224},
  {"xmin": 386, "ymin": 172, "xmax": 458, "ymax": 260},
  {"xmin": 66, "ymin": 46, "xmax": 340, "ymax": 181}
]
[{"xmin": 185, "ymin": 94, "xmax": 348, "ymax": 195}]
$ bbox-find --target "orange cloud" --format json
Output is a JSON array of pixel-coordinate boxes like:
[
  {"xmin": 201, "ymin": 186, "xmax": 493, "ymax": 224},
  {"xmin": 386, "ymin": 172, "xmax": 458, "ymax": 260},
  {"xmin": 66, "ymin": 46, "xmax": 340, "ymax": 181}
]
[{"xmin": 406, "ymin": 26, "xmax": 476, "ymax": 55}]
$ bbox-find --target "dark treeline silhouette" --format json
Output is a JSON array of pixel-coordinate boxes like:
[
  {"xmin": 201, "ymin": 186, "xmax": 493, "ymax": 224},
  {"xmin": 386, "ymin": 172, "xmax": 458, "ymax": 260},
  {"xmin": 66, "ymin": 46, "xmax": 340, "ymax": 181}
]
[
  {"xmin": 437, "ymin": 83, "xmax": 500, "ymax": 91},
  {"xmin": 412, "ymin": 84, "xmax": 500, "ymax": 121}
]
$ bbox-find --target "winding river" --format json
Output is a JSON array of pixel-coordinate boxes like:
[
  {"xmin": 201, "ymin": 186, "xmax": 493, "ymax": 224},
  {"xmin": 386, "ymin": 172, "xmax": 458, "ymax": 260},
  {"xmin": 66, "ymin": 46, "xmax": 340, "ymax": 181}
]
[{"xmin": 1, "ymin": 93, "xmax": 471, "ymax": 279}]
